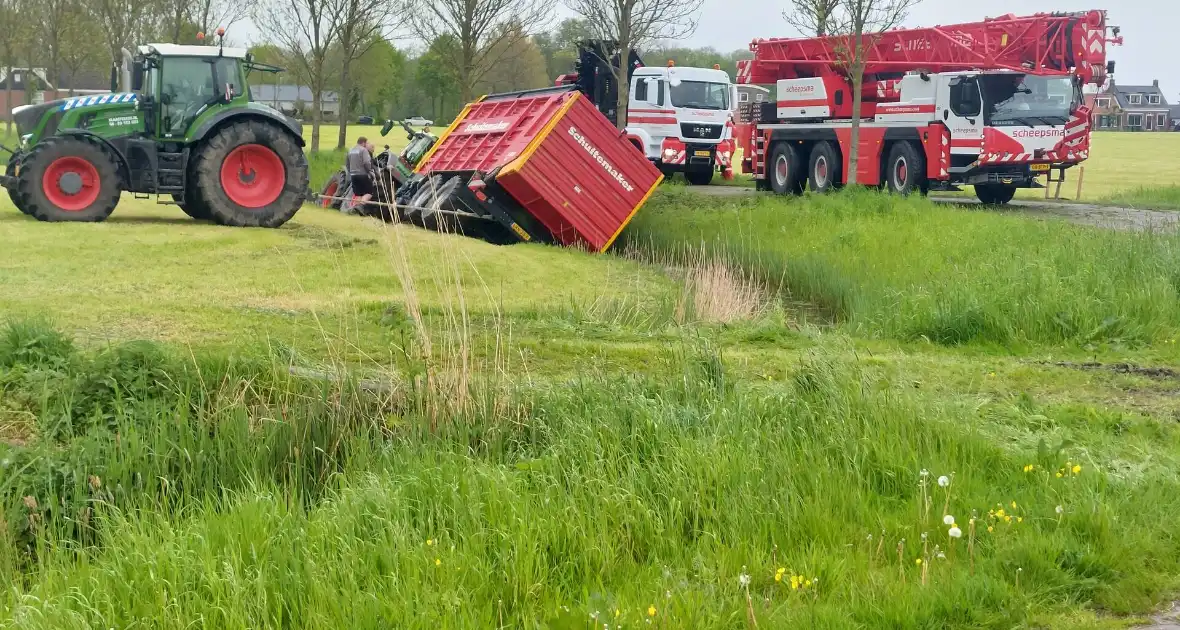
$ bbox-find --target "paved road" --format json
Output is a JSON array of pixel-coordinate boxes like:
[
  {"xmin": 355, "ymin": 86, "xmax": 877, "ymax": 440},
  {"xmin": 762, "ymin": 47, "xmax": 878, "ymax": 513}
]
[{"xmin": 689, "ymin": 186, "xmax": 1179, "ymax": 232}]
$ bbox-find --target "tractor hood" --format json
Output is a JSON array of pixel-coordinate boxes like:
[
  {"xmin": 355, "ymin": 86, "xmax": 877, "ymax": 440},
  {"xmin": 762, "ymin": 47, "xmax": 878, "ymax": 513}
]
[{"xmin": 59, "ymin": 92, "xmax": 139, "ymax": 111}]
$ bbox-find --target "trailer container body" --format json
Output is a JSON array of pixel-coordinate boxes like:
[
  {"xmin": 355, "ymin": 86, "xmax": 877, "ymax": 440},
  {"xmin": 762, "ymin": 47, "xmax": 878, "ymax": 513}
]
[{"xmin": 413, "ymin": 87, "xmax": 662, "ymax": 252}]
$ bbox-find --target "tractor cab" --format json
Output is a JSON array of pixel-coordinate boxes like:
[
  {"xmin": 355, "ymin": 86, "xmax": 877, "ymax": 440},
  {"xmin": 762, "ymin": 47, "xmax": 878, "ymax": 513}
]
[{"xmin": 128, "ymin": 44, "xmax": 253, "ymax": 140}]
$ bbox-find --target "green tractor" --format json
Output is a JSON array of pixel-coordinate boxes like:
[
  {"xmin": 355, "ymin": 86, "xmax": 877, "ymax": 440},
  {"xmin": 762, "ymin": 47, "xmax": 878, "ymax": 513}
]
[{"xmin": 1, "ymin": 41, "xmax": 309, "ymax": 227}]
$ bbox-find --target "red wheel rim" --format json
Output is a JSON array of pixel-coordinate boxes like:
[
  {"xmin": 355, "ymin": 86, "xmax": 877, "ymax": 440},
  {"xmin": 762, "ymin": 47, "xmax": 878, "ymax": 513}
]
[
  {"xmin": 42, "ymin": 156, "xmax": 100, "ymax": 211},
  {"xmin": 321, "ymin": 180, "xmax": 338, "ymax": 208},
  {"xmin": 220, "ymin": 144, "xmax": 285, "ymax": 208}
]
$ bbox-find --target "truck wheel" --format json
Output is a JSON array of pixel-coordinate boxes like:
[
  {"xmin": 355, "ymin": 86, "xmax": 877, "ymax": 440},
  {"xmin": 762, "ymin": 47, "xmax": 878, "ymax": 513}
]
[
  {"xmin": 975, "ymin": 184, "xmax": 1016, "ymax": 206},
  {"xmin": 192, "ymin": 121, "xmax": 310, "ymax": 228},
  {"xmin": 769, "ymin": 142, "xmax": 805, "ymax": 195},
  {"xmin": 685, "ymin": 170, "xmax": 714, "ymax": 186},
  {"xmin": 319, "ymin": 170, "xmax": 346, "ymax": 209},
  {"xmin": 885, "ymin": 141, "xmax": 927, "ymax": 196},
  {"xmin": 16, "ymin": 136, "xmax": 121, "ymax": 222},
  {"xmin": 808, "ymin": 141, "xmax": 841, "ymax": 194},
  {"xmin": 6, "ymin": 155, "xmax": 31, "ymax": 215}
]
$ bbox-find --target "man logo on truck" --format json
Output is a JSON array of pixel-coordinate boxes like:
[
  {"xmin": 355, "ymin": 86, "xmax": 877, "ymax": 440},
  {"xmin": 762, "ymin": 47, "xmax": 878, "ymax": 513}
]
[{"xmin": 568, "ymin": 126, "xmax": 634, "ymax": 193}]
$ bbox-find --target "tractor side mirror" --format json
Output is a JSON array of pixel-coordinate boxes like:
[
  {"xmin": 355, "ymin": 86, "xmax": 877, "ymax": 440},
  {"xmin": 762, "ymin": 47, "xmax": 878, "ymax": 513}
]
[
  {"xmin": 130, "ymin": 61, "xmax": 145, "ymax": 92},
  {"xmin": 380, "ymin": 119, "xmax": 395, "ymax": 136}
]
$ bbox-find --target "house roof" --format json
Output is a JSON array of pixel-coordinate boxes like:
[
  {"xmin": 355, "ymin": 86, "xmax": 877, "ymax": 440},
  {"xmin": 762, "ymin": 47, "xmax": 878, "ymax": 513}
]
[
  {"xmin": 1106, "ymin": 81, "xmax": 1170, "ymax": 110},
  {"xmin": 250, "ymin": 84, "xmax": 339, "ymax": 104},
  {"xmin": 0, "ymin": 68, "xmax": 51, "ymax": 91}
]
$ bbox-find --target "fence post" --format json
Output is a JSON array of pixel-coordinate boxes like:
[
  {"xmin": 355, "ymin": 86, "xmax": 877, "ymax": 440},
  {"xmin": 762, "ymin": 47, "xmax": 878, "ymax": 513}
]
[{"xmin": 1075, "ymin": 166, "xmax": 1085, "ymax": 201}]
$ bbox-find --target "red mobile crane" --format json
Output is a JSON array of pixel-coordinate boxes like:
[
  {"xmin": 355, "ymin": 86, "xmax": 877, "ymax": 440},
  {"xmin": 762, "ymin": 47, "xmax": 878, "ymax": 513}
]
[{"xmin": 736, "ymin": 10, "xmax": 1122, "ymax": 203}]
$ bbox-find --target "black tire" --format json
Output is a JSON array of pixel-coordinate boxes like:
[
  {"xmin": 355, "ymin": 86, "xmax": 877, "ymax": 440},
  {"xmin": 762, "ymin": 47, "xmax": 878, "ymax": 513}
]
[
  {"xmin": 768, "ymin": 142, "xmax": 805, "ymax": 195},
  {"xmin": 15, "ymin": 136, "xmax": 120, "ymax": 222},
  {"xmin": 405, "ymin": 175, "xmax": 443, "ymax": 226},
  {"xmin": 975, "ymin": 184, "xmax": 1016, "ymax": 206},
  {"xmin": 685, "ymin": 170, "xmax": 714, "ymax": 186},
  {"xmin": 172, "ymin": 191, "xmax": 213, "ymax": 220},
  {"xmin": 191, "ymin": 121, "xmax": 309, "ymax": 228},
  {"xmin": 808, "ymin": 141, "xmax": 841, "ymax": 194},
  {"xmin": 420, "ymin": 176, "xmax": 463, "ymax": 231},
  {"xmin": 884, "ymin": 141, "xmax": 927, "ymax": 196},
  {"xmin": 6, "ymin": 155, "xmax": 31, "ymax": 215},
  {"xmin": 319, "ymin": 170, "xmax": 346, "ymax": 209}
]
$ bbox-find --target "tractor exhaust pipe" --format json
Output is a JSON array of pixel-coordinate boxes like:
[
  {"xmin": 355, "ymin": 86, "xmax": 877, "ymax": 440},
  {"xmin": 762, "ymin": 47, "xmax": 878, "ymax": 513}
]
[{"xmin": 120, "ymin": 48, "xmax": 133, "ymax": 92}]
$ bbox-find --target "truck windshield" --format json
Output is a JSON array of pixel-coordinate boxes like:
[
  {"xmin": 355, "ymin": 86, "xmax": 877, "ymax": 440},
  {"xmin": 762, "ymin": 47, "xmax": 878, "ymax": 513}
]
[
  {"xmin": 980, "ymin": 74, "xmax": 1077, "ymax": 126},
  {"xmin": 669, "ymin": 81, "xmax": 730, "ymax": 110}
]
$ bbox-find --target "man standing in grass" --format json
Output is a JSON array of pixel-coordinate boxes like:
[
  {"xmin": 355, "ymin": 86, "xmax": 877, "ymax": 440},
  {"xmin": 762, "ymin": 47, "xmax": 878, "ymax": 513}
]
[{"xmin": 347, "ymin": 137, "xmax": 375, "ymax": 206}]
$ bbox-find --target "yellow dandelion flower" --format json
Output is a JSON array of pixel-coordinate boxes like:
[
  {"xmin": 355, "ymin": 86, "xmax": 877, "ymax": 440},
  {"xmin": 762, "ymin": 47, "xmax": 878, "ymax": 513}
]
[
  {"xmin": 434, "ymin": 558, "xmax": 441, "ymax": 566},
  {"xmin": 1056, "ymin": 472, "xmax": 1063, "ymax": 478},
  {"xmin": 987, "ymin": 526, "xmax": 994, "ymax": 533},
  {"xmin": 426, "ymin": 539, "xmax": 434, "ymax": 546},
  {"xmin": 1011, "ymin": 501, "xmax": 1018, "ymax": 509},
  {"xmin": 790, "ymin": 575, "xmax": 800, "ymax": 590},
  {"xmin": 648, "ymin": 605, "xmax": 657, "ymax": 617},
  {"xmin": 996, "ymin": 508, "xmax": 1006, "ymax": 518},
  {"xmin": 1003, "ymin": 515, "xmax": 1012, "ymax": 523},
  {"xmin": 775, "ymin": 572, "xmax": 783, "ymax": 582},
  {"xmin": 1072, "ymin": 464, "xmax": 1082, "ymax": 474},
  {"xmin": 1017, "ymin": 516, "xmax": 1023, "ymax": 523},
  {"xmin": 805, "ymin": 579, "xmax": 813, "ymax": 588},
  {"xmin": 915, "ymin": 558, "xmax": 922, "ymax": 565}
]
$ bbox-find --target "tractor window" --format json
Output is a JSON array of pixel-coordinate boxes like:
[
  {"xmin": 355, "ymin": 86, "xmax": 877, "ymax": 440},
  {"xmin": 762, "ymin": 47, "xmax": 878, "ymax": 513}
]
[
  {"xmin": 160, "ymin": 57, "xmax": 217, "ymax": 137},
  {"xmin": 213, "ymin": 58, "xmax": 241, "ymax": 99}
]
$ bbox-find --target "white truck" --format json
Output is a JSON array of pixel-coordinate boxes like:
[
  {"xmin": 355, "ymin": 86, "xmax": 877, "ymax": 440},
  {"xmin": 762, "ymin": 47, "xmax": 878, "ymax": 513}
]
[{"xmin": 624, "ymin": 63, "xmax": 738, "ymax": 185}]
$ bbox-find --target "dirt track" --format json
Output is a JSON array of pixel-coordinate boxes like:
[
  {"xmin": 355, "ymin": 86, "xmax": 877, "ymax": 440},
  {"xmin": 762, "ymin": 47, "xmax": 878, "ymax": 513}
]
[{"xmin": 691, "ymin": 186, "xmax": 1180, "ymax": 232}]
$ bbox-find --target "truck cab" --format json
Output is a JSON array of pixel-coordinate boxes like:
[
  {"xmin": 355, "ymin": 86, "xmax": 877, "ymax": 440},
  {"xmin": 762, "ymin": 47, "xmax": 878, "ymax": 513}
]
[{"xmin": 627, "ymin": 64, "xmax": 738, "ymax": 185}]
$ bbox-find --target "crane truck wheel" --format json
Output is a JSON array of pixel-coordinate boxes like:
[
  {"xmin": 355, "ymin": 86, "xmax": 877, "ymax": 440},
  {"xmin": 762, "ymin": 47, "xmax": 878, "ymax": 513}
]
[
  {"xmin": 808, "ymin": 142, "xmax": 842, "ymax": 194},
  {"xmin": 885, "ymin": 142, "xmax": 927, "ymax": 196},
  {"xmin": 975, "ymin": 184, "xmax": 1016, "ymax": 206},
  {"xmin": 6, "ymin": 155, "xmax": 31, "ymax": 215},
  {"xmin": 769, "ymin": 142, "xmax": 805, "ymax": 195},
  {"xmin": 15, "ymin": 136, "xmax": 121, "ymax": 223},
  {"xmin": 192, "ymin": 121, "xmax": 310, "ymax": 228},
  {"xmin": 685, "ymin": 170, "xmax": 714, "ymax": 186}
]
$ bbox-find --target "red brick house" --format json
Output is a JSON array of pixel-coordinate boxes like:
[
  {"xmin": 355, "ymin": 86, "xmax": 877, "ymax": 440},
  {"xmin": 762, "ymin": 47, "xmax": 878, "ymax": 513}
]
[{"xmin": 2, "ymin": 68, "xmax": 111, "ymax": 122}]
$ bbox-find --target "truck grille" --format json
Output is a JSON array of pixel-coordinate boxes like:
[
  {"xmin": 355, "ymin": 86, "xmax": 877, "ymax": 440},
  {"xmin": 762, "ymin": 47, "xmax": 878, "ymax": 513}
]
[{"xmin": 680, "ymin": 123, "xmax": 722, "ymax": 140}]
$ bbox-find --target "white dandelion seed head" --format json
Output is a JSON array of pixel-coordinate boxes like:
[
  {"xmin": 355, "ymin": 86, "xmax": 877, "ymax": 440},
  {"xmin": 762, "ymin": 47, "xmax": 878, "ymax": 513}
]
[
  {"xmin": 739, "ymin": 572, "xmax": 751, "ymax": 587},
  {"xmin": 1056, "ymin": 505, "xmax": 1064, "ymax": 514},
  {"xmin": 921, "ymin": 532, "xmax": 928, "ymax": 541},
  {"xmin": 948, "ymin": 526, "xmax": 963, "ymax": 538},
  {"xmin": 943, "ymin": 515, "xmax": 955, "ymax": 525},
  {"xmin": 937, "ymin": 475, "xmax": 950, "ymax": 487},
  {"xmin": 936, "ymin": 551, "xmax": 946, "ymax": 560},
  {"xmin": 920, "ymin": 469, "xmax": 929, "ymax": 477}
]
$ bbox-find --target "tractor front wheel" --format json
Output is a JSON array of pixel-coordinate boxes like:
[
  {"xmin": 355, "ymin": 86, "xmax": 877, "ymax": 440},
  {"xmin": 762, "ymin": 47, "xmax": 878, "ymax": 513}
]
[
  {"xmin": 16, "ymin": 137, "xmax": 121, "ymax": 222},
  {"xmin": 6, "ymin": 155, "xmax": 31, "ymax": 215},
  {"xmin": 192, "ymin": 121, "xmax": 309, "ymax": 228}
]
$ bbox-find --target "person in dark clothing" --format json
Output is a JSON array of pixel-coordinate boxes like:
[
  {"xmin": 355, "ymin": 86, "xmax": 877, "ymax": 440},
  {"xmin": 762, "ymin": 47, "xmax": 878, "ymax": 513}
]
[{"xmin": 347, "ymin": 137, "xmax": 375, "ymax": 203}]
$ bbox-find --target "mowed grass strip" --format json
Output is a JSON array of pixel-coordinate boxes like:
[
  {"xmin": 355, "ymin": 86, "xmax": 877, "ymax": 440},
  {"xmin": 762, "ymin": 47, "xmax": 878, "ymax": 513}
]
[{"xmin": 627, "ymin": 188, "xmax": 1180, "ymax": 346}]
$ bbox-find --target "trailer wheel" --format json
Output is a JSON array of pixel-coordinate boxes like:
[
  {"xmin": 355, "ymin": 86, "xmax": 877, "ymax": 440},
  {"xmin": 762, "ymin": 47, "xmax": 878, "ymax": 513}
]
[
  {"xmin": 808, "ymin": 141, "xmax": 841, "ymax": 194},
  {"xmin": 405, "ymin": 175, "xmax": 444, "ymax": 226},
  {"xmin": 769, "ymin": 142, "xmax": 805, "ymax": 195},
  {"xmin": 420, "ymin": 176, "xmax": 464, "ymax": 232},
  {"xmin": 885, "ymin": 141, "xmax": 927, "ymax": 196},
  {"xmin": 975, "ymin": 184, "xmax": 1016, "ymax": 206}
]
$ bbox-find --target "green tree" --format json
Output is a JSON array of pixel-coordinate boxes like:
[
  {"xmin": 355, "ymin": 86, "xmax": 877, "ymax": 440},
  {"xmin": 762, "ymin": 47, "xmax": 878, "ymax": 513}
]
[{"xmin": 415, "ymin": 36, "xmax": 460, "ymax": 122}]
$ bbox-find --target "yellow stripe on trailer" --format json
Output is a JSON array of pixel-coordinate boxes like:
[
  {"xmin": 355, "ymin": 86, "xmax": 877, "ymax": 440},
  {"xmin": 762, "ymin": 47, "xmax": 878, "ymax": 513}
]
[
  {"xmin": 600, "ymin": 173, "xmax": 663, "ymax": 253},
  {"xmin": 497, "ymin": 92, "xmax": 583, "ymax": 179}
]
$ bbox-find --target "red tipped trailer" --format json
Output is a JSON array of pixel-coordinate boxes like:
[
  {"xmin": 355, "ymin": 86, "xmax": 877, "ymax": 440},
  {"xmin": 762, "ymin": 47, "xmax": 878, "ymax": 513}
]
[{"xmin": 397, "ymin": 86, "xmax": 663, "ymax": 252}]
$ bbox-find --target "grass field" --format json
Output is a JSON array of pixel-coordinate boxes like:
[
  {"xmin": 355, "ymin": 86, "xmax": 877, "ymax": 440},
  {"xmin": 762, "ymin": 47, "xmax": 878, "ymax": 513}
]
[{"xmin": 4, "ymin": 123, "xmax": 1180, "ymax": 628}]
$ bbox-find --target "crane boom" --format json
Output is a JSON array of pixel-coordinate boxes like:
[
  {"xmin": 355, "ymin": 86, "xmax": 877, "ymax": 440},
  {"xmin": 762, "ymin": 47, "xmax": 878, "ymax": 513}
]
[{"xmin": 737, "ymin": 10, "xmax": 1120, "ymax": 88}]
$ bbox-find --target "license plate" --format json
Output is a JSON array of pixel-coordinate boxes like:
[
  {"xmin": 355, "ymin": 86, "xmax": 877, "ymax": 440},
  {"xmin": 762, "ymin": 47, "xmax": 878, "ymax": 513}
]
[
  {"xmin": 694, "ymin": 150, "xmax": 711, "ymax": 157},
  {"xmin": 1030, "ymin": 163, "xmax": 1050, "ymax": 172}
]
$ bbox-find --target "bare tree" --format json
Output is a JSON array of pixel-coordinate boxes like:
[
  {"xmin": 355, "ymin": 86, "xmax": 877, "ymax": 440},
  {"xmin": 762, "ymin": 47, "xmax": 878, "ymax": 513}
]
[
  {"xmin": 803, "ymin": 0, "xmax": 920, "ymax": 186},
  {"xmin": 331, "ymin": 0, "xmax": 401, "ymax": 148},
  {"xmin": 783, "ymin": 0, "xmax": 838, "ymax": 37},
  {"xmin": 90, "ymin": 0, "xmax": 154, "ymax": 80},
  {"xmin": 0, "ymin": 0, "xmax": 27, "ymax": 134},
  {"xmin": 257, "ymin": 0, "xmax": 340, "ymax": 151},
  {"xmin": 58, "ymin": 1, "xmax": 105, "ymax": 95},
  {"xmin": 409, "ymin": 0, "xmax": 550, "ymax": 103},
  {"xmin": 193, "ymin": 0, "xmax": 256, "ymax": 42},
  {"xmin": 565, "ymin": 0, "xmax": 699, "ymax": 130}
]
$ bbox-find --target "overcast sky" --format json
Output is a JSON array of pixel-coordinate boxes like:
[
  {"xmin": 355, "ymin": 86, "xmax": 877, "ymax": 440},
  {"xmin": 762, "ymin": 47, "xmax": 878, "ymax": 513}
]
[{"xmin": 677, "ymin": 0, "xmax": 1173, "ymax": 95}]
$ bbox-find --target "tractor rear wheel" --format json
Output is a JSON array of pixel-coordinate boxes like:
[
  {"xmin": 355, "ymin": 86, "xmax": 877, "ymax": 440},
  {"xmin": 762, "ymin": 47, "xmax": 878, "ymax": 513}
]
[
  {"xmin": 16, "ymin": 136, "xmax": 121, "ymax": 222},
  {"xmin": 192, "ymin": 121, "xmax": 309, "ymax": 228},
  {"xmin": 319, "ymin": 170, "xmax": 346, "ymax": 209},
  {"xmin": 6, "ymin": 155, "xmax": 30, "ymax": 215},
  {"xmin": 172, "ymin": 191, "xmax": 213, "ymax": 220}
]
